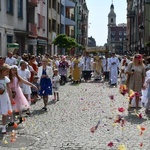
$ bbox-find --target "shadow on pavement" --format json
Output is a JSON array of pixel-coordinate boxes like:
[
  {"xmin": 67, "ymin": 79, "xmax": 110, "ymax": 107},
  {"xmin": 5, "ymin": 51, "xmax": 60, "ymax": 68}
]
[
  {"xmin": 31, "ymin": 109, "xmax": 47, "ymax": 116},
  {"xmin": 48, "ymin": 100, "xmax": 57, "ymax": 105},
  {"xmin": 124, "ymin": 113, "xmax": 147, "ymax": 124}
]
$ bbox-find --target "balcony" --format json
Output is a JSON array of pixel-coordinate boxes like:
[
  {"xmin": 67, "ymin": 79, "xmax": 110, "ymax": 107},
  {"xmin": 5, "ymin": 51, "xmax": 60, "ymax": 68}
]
[
  {"xmin": 28, "ymin": 23, "xmax": 37, "ymax": 37},
  {"xmin": 28, "ymin": 0, "xmax": 38, "ymax": 7},
  {"xmin": 65, "ymin": 0, "xmax": 75, "ymax": 8},
  {"xmin": 65, "ymin": 16, "xmax": 76, "ymax": 26}
]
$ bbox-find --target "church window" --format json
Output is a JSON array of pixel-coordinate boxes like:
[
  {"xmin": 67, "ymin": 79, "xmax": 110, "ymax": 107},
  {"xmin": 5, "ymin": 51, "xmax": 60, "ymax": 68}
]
[{"xmin": 111, "ymin": 18, "xmax": 113, "ymax": 23}]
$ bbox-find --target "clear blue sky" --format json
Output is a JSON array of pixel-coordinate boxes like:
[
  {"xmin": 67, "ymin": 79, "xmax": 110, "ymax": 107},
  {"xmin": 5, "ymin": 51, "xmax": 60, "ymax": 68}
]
[{"xmin": 86, "ymin": 0, "xmax": 127, "ymax": 46}]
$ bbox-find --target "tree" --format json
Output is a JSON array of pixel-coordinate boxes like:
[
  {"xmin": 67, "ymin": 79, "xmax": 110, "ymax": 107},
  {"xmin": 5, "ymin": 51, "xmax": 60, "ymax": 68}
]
[{"xmin": 53, "ymin": 34, "xmax": 78, "ymax": 51}]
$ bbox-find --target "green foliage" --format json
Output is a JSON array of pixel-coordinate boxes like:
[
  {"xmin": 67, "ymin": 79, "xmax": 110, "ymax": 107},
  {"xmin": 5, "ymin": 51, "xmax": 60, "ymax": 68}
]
[
  {"xmin": 145, "ymin": 41, "xmax": 150, "ymax": 47},
  {"xmin": 53, "ymin": 34, "xmax": 78, "ymax": 50}
]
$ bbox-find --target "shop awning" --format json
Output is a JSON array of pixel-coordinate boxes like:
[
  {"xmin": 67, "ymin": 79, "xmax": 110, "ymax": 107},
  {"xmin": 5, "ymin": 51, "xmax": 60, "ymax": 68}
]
[
  {"xmin": 7, "ymin": 43, "xmax": 19, "ymax": 48},
  {"xmin": 7, "ymin": 43, "xmax": 19, "ymax": 53}
]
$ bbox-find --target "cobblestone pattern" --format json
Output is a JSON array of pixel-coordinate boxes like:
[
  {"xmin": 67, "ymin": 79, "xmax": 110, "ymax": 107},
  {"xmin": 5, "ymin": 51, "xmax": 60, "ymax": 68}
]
[{"xmin": 0, "ymin": 81, "xmax": 150, "ymax": 150}]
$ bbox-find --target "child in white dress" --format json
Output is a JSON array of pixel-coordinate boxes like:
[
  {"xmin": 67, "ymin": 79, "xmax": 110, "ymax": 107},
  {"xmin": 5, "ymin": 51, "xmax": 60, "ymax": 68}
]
[
  {"xmin": 0, "ymin": 64, "xmax": 13, "ymax": 133},
  {"xmin": 142, "ymin": 69, "xmax": 150, "ymax": 114},
  {"xmin": 120, "ymin": 68, "xmax": 127, "ymax": 85},
  {"xmin": 52, "ymin": 69, "xmax": 60, "ymax": 101}
]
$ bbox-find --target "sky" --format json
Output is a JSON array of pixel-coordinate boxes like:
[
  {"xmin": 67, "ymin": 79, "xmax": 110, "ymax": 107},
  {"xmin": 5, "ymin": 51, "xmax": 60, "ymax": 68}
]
[{"xmin": 86, "ymin": 0, "xmax": 127, "ymax": 46}]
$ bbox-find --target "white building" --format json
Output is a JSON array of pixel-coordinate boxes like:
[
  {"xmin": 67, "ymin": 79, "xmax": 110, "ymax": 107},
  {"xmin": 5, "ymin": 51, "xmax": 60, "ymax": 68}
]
[{"xmin": 0, "ymin": 0, "xmax": 27, "ymax": 56}]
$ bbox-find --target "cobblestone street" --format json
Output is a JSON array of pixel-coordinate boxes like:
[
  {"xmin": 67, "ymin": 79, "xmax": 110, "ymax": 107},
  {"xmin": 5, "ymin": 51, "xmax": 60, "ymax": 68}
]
[{"xmin": 0, "ymin": 80, "xmax": 150, "ymax": 150}]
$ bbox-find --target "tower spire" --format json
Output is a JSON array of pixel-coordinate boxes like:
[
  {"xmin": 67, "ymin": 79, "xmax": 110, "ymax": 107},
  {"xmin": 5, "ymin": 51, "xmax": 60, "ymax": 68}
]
[{"xmin": 112, "ymin": 0, "xmax": 113, "ymax": 4}]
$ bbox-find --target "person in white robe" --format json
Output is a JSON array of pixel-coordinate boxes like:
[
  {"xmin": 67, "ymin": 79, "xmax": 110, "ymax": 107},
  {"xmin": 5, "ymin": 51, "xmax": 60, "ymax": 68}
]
[{"xmin": 108, "ymin": 52, "xmax": 120, "ymax": 86}]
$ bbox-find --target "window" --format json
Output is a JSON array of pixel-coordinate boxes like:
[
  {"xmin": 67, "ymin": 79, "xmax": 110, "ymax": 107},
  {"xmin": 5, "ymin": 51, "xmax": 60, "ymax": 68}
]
[
  {"xmin": 111, "ymin": 18, "xmax": 113, "ymax": 23},
  {"xmin": 57, "ymin": 24, "xmax": 60, "ymax": 34},
  {"xmin": 119, "ymin": 38, "xmax": 122, "ymax": 41},
  {"xmin": 52, "ymin": 19, "xmax": 56, "ymax": 32},
  {"xmin": 38, "ymin": 14, "xmax": 40, "ymax": 28},
  {"xmin": 49, "ymin": 19, "xmax": 51, "ymax": 32},
  {"xmin": 119, "ymin": 31, "xmax": 122, "ymax": 36},
  {"xmin": 7, "ymin": 35, "xmax": 13, "ymax": 43},
  {"xmin": 111, "ymin": 38, "xmax": 115, "ymax": 41},
  {"xmin": 6, "ymin": 0, "xmax": 13, "ymax": 14},
  {"xmin": 124, "ymin": 31, "xmax": 126, "ymax": 36},
  {"xmin": 58, "ymin": 3, "xmax": 60, "ymax": 14},
  {"xmin": 18, "ymin": 0, "xmax": 23, "ymax": 18},
  {"xmin": 52, "ymin": 0, "xmax": 56, "ymax": 10},
  {"xmin": 0, "ymin": 0, "xmax": 1, "ymax": 10},
  {"xmin": 49, "ymin": 0, "xmax": 51, "ymax": 8},
  {"xmin": 111, "ymin": 31, "xmax": 115, "ymax": 36},
  {"xmin": 42, "ymin": 16, "xmax": 45, "ymax": 30}
]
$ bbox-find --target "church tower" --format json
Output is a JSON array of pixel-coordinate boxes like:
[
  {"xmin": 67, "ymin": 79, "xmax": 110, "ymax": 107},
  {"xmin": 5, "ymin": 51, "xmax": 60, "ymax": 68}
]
[
  {"xmin": 108, "ymin": 2, "xmax": 116, "ymax": 27},
  {"xmin": 107, "ymin": 1, "xmax": 116, "ymax": 53}
]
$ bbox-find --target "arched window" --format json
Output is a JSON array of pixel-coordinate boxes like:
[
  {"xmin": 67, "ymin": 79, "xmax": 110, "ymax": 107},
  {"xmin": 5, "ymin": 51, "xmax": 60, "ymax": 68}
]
[{"xmin": 111, "ymin": 18, "xmax": 113, "ymax": 23}]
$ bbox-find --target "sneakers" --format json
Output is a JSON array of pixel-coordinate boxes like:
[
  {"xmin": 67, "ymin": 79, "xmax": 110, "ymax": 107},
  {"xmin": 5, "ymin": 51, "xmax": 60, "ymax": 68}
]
[{"xmin": 1, "ymin": 126, "xmax": 6, "ymax": 134}]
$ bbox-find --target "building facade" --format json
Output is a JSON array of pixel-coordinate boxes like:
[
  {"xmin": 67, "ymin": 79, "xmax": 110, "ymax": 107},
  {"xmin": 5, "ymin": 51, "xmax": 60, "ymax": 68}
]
[
  {"xmin": 0, "ymin": 0, "xmax": 27, "ymax": 56},
  {"xmin": 107, "ymin": 3, "xmax": 127, "ymax": 54},
  {"xmin": 27, "ymin": 0, "xmax": 48, "ymax": 56},
  {"xmin": 0, "ymin": 0, "xmax": 89, "ymax": 56},
  {"xmin": 127, "ymin": 0, "xmax": 150, "ymax": 55},
  {"xmin": 48, "ymin": 0, "xmax": 61, "ymax": 56}
]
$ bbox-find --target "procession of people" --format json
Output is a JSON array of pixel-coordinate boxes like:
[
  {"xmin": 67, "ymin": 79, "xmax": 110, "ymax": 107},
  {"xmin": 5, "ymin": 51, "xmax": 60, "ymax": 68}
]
[{"xmin": 0, "ymin": 51, "xmax": 150, "ymax": 134}]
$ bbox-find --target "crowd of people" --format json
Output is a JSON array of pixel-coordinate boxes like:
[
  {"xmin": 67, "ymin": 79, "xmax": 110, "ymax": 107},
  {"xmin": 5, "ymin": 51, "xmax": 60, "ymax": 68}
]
[{"xmin": 0, "ymin": 51, "xmax": 150, "ymax": 134}]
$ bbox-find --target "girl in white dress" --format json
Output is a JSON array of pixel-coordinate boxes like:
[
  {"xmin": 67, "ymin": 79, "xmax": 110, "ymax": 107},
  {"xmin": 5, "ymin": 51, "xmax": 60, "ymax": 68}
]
[
  {"xmin": 18, "ymin": 61, "xmax": 31, "ymax": 102},
  {"xmin": 18, "ymin": 61, "xmax": 31, "ymax": 115},
  {"xmin": 0, "ymin": 64, "xmax": 13, "ymax": 133},
  {"xmin": 52, "ymin": 69, "xmax": 60, "ymax": 101}
]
